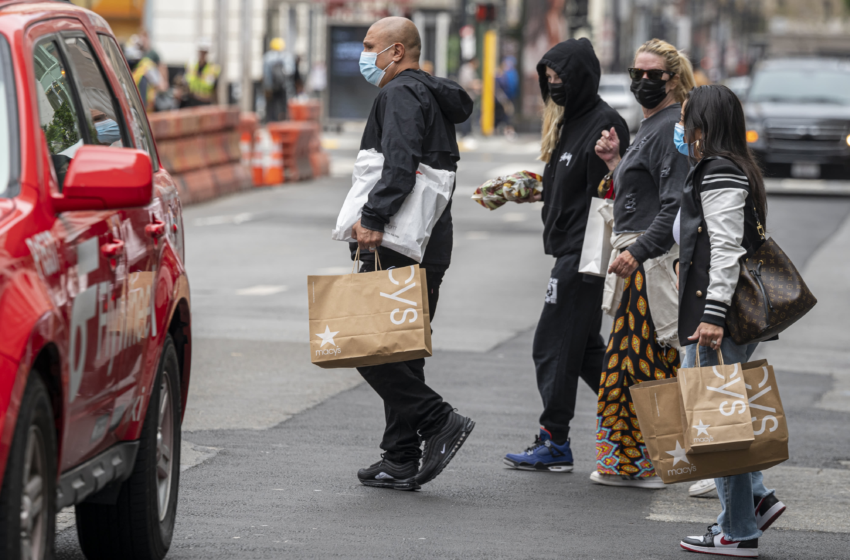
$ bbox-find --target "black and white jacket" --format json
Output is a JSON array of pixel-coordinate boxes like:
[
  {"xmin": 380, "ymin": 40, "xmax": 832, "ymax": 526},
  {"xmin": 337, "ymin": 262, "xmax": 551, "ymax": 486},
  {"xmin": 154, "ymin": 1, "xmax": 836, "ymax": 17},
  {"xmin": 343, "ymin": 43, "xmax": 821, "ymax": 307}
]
[{"xmin": 677, "ymin": 157, "xmax": 763, "ymax": 346}]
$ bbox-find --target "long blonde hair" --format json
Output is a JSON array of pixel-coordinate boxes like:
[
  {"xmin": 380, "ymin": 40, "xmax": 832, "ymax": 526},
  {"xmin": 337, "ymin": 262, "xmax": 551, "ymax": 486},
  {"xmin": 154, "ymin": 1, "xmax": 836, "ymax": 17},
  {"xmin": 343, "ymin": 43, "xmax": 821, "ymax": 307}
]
[
  {"xmin": 539, "ymin": 97, "xmax": 564, "ymax": 163},
  {"xmin": 635, "ymin": 38, "xmax": 695, "ymax": 104}
]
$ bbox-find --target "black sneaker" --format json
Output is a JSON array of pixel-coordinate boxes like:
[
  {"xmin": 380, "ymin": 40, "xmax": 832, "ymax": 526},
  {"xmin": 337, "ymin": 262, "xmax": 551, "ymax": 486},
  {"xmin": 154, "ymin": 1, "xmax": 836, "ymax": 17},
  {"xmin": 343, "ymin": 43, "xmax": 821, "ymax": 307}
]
[
  {"xmin": 754, "ymin": 493, "xmax": 786, "ymax": 531},
  {"xmin": 680, "ymin": 527, "xmax": 758, "ymax": 557},
  {"xmin": 415, "ymin": 411, "xmax": 475, "ymax": 486},
  {"xmin": 357, "ymin": 456, "xmax": 420, "ymax": 491}
]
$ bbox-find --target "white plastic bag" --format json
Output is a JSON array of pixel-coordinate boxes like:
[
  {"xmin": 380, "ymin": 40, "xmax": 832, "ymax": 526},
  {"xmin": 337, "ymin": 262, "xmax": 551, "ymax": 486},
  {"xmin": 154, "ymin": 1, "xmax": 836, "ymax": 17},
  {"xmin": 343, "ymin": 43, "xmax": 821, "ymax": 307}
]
[
  {"xmin": 578, "ymin": 197, "xmax": 615, "ymax": 277},
  {"xmin": 332, "ymin": 149, "xmax": 455, "ymax": 262}
]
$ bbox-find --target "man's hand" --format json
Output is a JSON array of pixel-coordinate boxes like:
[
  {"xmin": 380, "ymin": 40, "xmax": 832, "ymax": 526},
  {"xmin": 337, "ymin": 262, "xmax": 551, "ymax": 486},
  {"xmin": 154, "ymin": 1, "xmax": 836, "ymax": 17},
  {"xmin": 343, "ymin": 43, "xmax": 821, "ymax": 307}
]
[
  {"xmin": 689, "ymin": 322, "xmax": 724, "ymax": 350},
  {"xmin": 352, "ymin": 219, "xmax": 383, "ymax": 251},
  {"xmin": 594, "ymin": 127, "xmax": 621, "ymax": 172},
  {"xmin": 608, "ymin": 250, "xmax": 639, "ymax": 279}
]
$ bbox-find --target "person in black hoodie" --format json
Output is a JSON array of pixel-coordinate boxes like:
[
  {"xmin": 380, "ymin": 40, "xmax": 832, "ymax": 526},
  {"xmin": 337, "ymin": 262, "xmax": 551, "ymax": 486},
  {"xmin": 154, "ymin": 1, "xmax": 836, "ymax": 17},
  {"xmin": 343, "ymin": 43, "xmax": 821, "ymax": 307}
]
[
  {"xmin": 503, "ymin": 39, "xmax": 630, "ymax": 473},
  {"xmin": 350, "ymin": 17, "xmax": 475, "ymax": 491}
]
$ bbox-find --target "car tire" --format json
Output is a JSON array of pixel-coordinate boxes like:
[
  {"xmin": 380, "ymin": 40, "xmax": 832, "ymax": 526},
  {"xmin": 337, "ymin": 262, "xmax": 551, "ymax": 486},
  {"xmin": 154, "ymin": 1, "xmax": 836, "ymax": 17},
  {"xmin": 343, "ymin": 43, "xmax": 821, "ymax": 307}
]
[
  {"xmin": 0, "ymin": 372, "xmax": 57, "ymax": 560},
  {"xmin": 75, "ymin": 335, "xmax": 182, "ymax": 560}
]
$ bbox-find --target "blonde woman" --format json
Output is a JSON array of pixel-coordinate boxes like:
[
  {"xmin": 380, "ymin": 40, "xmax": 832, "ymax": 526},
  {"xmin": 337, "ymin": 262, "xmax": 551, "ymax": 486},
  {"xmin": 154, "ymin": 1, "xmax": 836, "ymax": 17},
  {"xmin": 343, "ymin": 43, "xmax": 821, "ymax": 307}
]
[
  {"xmin": 591, "ymin": 38, "xmax": 695, "ymax": 488},
  {"xmin": 503, "ymin": 39, "xmax": 629, "ymax": 472}
]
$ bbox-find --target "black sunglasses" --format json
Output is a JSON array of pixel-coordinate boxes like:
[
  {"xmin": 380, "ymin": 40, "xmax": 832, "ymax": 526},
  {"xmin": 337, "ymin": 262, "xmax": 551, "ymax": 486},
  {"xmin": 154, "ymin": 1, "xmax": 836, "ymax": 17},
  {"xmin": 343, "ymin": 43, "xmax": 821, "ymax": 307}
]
[{"xmin": 628, "ymin": 67, "xmax": 675, "ymax": 81}]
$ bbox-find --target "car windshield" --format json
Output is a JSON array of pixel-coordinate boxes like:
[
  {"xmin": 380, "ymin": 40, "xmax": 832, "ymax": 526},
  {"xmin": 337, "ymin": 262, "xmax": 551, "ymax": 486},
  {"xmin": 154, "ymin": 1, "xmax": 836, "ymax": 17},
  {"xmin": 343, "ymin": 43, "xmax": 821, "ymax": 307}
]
[
  {"xmin": 0, "ymin": 48, "xmax": 10, "ymax": 195},
  {"xmin": 599, "ymin": 83, "xmax": 627, "ymax": 95},
  {"xmin": 748, "ymin": 68, "xmax": 850, "ymax": 105}
]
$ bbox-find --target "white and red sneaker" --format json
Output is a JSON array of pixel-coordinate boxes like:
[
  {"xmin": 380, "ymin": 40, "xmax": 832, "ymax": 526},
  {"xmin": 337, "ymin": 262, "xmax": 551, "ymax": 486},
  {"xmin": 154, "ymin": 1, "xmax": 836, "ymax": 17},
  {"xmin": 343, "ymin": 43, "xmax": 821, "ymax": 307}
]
[
  {"xmin": 755, "ymin": 493, "xmax": 786, "ymax": 531},
  {"xmin": 680, "ymin": 529, "xmax": 758, "ymax": 557}
]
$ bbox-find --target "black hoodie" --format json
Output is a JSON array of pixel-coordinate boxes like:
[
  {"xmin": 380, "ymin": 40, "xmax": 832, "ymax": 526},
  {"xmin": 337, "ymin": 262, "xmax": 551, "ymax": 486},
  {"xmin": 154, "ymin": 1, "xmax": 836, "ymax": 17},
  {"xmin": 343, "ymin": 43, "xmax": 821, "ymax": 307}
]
[
  {"xmin": 536, "ymin": 39, "xmax": 630, "ymax": 258},
  {"xmin": 354, "ymin": 69, "xmax": 473, "ymax": 265}
]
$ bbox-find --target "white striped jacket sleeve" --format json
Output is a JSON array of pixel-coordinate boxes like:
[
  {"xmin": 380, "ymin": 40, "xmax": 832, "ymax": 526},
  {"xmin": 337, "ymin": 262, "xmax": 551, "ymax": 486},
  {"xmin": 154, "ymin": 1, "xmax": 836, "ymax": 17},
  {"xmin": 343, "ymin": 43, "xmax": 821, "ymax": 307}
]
[{"xmin": 699, "ymin": 172, "xmax": 748, "ymax": 327}]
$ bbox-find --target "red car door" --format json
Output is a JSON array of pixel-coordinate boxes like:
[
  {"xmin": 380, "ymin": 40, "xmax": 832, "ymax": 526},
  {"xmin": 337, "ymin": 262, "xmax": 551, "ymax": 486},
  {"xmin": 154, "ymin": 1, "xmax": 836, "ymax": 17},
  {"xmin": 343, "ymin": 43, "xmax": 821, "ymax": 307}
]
[
  {"xmin": 60, "ymin": 32, "xmax": 160, "ymax": 442},
  {"xmin": 27, "ymin": 25, "xmax": 127, "ymax": 470}
]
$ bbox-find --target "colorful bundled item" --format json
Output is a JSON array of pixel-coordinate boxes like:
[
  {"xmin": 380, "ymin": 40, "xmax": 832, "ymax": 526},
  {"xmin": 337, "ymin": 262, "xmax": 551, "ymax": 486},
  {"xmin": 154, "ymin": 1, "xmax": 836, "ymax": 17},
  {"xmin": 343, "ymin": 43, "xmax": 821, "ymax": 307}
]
[{"xmin": 471, "ymin": 170, "xmax": 543, "ymax": 210}]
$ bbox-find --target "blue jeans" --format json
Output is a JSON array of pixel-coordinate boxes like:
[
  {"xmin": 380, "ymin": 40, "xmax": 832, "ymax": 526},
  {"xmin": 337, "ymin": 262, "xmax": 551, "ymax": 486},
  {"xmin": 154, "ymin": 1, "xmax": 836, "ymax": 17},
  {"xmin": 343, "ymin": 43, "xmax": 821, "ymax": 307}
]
[{"xmin": 682, "ymin": 339, "xmax": 774, "ymax": 541}]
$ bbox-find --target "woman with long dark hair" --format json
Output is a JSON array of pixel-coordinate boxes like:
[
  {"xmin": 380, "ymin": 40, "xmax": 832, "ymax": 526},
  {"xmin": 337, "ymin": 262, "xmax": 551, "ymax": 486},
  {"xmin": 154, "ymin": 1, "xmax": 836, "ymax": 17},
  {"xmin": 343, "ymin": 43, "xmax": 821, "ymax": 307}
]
[{"xmin": 676, "ymin": 85, "xmax": 786, "ymax": 557}]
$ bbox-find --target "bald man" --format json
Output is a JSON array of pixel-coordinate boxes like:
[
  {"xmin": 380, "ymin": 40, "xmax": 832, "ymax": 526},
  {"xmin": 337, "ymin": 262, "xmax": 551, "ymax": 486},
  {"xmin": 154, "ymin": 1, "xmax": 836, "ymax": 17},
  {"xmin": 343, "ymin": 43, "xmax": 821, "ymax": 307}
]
[{"xmin": 348, "ymin": 17, "xmax": 475, "ymax": 491}]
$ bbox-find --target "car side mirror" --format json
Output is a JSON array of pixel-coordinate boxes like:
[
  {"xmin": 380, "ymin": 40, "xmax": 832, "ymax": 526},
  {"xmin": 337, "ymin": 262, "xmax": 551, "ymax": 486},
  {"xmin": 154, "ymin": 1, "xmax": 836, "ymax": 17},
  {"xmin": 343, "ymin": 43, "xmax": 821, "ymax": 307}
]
[{"xmin": 51, "ymin": 145, "xmax": 153, "ymax": 213}]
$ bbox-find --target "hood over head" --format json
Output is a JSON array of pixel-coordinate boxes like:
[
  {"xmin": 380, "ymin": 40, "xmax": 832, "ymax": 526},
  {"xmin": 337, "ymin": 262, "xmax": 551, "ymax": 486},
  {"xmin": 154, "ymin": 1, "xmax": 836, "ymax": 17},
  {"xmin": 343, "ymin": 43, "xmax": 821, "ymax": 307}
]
[
  {"xmin": 537, "ymin": 38, "xmax": 601, "ymax": 121},
  {"xmin": 402, "ymin": 69, "xmax": 474, "ymax": 124}
]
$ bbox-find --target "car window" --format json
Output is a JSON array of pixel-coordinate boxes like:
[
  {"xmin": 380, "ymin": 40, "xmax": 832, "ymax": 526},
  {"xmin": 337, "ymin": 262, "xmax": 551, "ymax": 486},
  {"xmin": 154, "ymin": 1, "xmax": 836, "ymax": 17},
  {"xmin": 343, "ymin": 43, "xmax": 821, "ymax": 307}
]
[
  {"xmin": 62, "ymin": 36, "xmax": 126, "ymax": 148},
  {"xmin": 749, "ymin": 68, "xmax": 850, "ymax": 106},
  {"xmin": 32, "ymin": 40, "xmax": 84, "ymax": 190},
  {"xmin": 0, "ymin": 37, "xmax": 15, "ymax": 197},
  {"xmin": 98, "ymin": 34, "xmax": 158, "ymax": 167},
  {"xmin": 599, "ymin": 83, "xmax": 627, "ymax": 95}
]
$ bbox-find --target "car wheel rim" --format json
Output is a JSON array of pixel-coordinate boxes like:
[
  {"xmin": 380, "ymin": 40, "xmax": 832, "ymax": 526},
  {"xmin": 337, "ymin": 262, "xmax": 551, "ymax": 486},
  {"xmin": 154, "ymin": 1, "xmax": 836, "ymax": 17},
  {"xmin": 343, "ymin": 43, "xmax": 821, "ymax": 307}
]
[
  {"xmin": 156, "ymin": 372, "xmax": 174, "ymax": 522},
  {"xmin": 20, "ymin": 425, "xmax": 47, "ymax": 560}
]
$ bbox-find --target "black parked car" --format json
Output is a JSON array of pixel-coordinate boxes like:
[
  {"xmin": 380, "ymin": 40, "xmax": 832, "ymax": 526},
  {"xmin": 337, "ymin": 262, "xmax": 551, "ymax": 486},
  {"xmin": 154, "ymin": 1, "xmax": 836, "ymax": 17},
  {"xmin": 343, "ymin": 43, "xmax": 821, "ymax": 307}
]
[{"xmin": 743, "ymin": 58, "xmax": 850, "ymax": 179}]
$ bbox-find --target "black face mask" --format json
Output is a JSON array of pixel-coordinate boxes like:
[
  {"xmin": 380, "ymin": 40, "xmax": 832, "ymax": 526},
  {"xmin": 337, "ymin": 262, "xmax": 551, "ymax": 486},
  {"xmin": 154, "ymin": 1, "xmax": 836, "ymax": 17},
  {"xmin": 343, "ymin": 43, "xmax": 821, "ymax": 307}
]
[
  {"xmin": 630, "ymin": 78, "xmax": 668, "ymax": 109},
  {"xmin": 548, "ymin": 82, "xmax": 568, "ymax": 106}
]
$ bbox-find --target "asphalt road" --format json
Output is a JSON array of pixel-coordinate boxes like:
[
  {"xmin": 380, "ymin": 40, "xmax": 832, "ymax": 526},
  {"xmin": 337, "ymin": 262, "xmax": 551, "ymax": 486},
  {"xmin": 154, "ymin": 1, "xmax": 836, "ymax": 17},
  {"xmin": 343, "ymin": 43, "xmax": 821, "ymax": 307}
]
[{"xmin": 56, "ymin": 135, "xmax": 850, "ymax": 559}]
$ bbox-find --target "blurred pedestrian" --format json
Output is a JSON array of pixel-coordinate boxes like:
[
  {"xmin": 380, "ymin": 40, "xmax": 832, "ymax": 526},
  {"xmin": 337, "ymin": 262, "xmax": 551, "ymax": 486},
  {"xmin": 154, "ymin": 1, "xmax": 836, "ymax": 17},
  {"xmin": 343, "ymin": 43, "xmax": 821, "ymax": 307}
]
[
  {"xmin": 456, "ymin": 58, "xmax": 480, "ymax": 138},
  {"xmin": 592, "ymin": 38, "xmax": 694, "ymax": 489},
  {"xmin": 133, "ymin": 49, "xmax": 166, "ymax": 112},
  {"xmin": 676, "ymin": 85, "xmax": 785, "ymax": 558},
  {"xmin": 263, "ymin": 37, "xmax": 295, "ymax": 122},
  {"xmin": 495, "ymin": 56, "xmax": 519, "ymax": 136},
  {"xmin": 184, "ymin": 38, "xmax": 220, "ymax": 106},
  {"xmin": 421, "ymin": 59, "xmax": 434, "ymax": 75},
  {"xmin": 350, "ymin": 17, "xmax": 475, "ymax": 491},
  {"xmin": 502, "ymin": 39, "xmax": 630, "ymax": 473}
]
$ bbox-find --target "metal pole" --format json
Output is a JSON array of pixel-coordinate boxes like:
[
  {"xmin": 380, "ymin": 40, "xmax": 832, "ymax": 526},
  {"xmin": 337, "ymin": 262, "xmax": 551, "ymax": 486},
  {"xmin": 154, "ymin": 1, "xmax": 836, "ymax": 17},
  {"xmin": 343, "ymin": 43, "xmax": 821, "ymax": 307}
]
[
  {"xmin": 240, "ymin": 0, "xmax": 252, "ymax": 112},
  {"xmin": 196, "ymin": 0, "xmax": 204, "ymax": 44},
  {"xmin": 216, "ymin": 0, "xmax": 228, "ymax": 106}
]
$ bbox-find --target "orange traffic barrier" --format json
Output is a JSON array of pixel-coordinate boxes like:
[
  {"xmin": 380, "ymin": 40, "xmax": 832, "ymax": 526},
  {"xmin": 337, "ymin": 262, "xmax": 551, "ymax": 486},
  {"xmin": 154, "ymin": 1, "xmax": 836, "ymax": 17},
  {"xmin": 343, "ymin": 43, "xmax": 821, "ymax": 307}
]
[
  {"xmin": 288, "ymin": 99, "xmax": 321, "ymax": 122},
  {"xmin": 252, "ymin": 128, "xmax": 284, "ymax": 186}
]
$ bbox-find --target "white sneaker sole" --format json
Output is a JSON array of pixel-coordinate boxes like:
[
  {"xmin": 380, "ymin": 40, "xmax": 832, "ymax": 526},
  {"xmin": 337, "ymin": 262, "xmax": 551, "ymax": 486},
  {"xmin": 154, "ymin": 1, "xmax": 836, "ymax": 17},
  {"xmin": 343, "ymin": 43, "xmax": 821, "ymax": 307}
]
[
  {"xmin": 589, "ymin": 471, "xmax": 666, "ymax": 489},
  {"xmin": 502, "ymin": 458, "xmax": 573, "ymax": 472},
  {"xmin": 680, "ymin": 541, "xmax": 758, "ymax": 557},
  {"xmin": 689, "ymin": 480, "xmax": 717, "ymax": 497},
  {"xmin": 756, "ymin": 500, "xmax": 786, "ymax": 531}
]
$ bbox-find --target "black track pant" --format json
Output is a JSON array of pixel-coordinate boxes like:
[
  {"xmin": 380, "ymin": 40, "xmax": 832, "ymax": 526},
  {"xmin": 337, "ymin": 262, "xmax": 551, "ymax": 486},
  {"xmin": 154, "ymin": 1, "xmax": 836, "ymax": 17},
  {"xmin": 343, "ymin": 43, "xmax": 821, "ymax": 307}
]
[
  {"xmin": 533, "ymin": 253, "xmax": 607, "ymax": 443},
  {"xmin": 357, "ymin": 254, "xmax": 453, "ymax": 463}
]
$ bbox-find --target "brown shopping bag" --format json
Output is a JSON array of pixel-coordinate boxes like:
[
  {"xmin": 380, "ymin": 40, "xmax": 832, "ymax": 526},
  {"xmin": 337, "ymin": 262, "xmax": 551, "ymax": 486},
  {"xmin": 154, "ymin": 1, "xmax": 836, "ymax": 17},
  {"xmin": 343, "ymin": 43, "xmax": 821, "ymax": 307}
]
[
  {"xmin": 631, "ymin": 359, "xmax": 788, "ymax": 484},
  {"xmin": 308, "ymin": 252, "xmax": 431, "ymax": 368},
  {"xmin": 677, "ymin": 350, "xmax": 755, "ymax": 453}
]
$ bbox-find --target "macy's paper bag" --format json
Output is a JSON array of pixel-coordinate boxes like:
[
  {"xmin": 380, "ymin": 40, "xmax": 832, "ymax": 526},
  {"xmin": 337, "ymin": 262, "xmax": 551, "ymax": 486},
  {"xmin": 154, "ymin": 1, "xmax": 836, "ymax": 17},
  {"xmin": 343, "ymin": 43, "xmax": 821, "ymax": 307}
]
[
  {"xmin": 331, "ymin": 149, "xmax": 455, "ymax": 262},
  {"xmin": 677, "ymin": 350, "xmax": 755, "ymax": 453},
  {"xmin": 631, "ymin": 360, "xmax": 788, "ymax": 484},
  {"xmin": 308, "ymin": 263, "xmax": 431, "ymax": 369},
  {"xmin": 578, "ymin": 197, "xmax": 614, "ymax": 277}
]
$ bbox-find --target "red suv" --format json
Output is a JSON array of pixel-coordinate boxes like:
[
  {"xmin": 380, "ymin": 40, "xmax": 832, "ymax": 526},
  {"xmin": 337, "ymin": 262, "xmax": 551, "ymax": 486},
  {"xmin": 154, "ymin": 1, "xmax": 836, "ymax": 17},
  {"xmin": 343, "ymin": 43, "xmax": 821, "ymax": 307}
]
[{"xmin": 0, "ymin": 2, "xmax": 191, "ymax": 559}]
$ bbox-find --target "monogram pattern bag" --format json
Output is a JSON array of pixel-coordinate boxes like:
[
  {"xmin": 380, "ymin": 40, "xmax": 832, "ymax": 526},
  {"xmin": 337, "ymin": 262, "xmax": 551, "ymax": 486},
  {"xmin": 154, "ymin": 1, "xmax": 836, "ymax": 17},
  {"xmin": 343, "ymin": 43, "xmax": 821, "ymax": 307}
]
[{"xmin": 726, "ymin": 212, "xmax": 817, "ymax": 344}]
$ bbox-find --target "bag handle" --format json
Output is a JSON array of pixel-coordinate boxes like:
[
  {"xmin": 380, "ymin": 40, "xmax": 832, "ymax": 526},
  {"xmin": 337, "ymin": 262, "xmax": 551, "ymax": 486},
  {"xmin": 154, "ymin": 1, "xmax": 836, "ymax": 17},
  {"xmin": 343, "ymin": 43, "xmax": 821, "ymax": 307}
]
[
  {"xmin": 351, "ymin": 247, "xmax": 382, "ymax": 274},
  {"xmin": 694, "ymin": 347, "xmax": 725, "ymax": 368}
]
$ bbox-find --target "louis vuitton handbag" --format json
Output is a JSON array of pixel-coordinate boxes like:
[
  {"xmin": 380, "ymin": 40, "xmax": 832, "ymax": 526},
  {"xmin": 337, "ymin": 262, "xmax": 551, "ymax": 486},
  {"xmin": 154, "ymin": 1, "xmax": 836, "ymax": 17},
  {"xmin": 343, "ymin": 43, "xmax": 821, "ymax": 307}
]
[{"xmin": 726, "ymin": 210, "xmax": 817, "ymax": 344}]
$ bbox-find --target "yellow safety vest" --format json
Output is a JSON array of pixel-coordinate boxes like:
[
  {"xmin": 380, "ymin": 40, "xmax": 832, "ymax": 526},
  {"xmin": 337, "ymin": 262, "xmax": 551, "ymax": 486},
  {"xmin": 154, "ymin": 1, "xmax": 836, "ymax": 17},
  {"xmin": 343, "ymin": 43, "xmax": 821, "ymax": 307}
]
[
  {"xmin": 186, "ymin": 61, "xmax": 221, "ymax": 98},
  {"xmin": 132, "ymin": 57, "xmax": 158, "ymax": 111}
]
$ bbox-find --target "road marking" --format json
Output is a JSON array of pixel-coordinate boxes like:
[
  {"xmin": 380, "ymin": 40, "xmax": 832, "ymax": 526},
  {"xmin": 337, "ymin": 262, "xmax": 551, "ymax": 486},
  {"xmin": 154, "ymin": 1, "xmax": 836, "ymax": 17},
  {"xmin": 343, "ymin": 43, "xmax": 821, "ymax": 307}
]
[
  {"xmin": 317, "ymin": 267, "xmax": 352, "ymax": 275},
  {"xmin": 501, "ymin": 213, "xmax": 527, "ymax": 223},
  {"xmin": 648, "ymin": 465, "xmax": 850, "ymax": 533},
  {"xmin": 235, "ymin": 285, "xmax": 288, "ymax": 296},
  {"xmin": 193, "ymin": 213, "xmax": 254, "ymax": 226}
]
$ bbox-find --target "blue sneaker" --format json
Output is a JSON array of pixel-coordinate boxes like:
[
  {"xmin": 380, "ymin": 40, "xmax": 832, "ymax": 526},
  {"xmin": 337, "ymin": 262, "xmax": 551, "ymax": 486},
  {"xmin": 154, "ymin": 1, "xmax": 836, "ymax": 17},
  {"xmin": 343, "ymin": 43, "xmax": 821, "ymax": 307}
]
[{"xmin": 503, "ymin": 428, "xmax": 574, "ymax": 472}]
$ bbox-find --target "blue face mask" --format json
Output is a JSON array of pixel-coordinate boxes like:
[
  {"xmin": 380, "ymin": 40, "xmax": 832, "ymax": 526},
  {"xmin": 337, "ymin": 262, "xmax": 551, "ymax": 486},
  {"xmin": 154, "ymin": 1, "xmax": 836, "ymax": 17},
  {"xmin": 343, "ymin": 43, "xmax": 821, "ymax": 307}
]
[
  {"xmin": 95, "ymin": 119, "xmax": 122, "ymax": 145},
  {"xmin": 673, "ymin": 123, "xmax": 690, "ymax": 157},
  {"xmin": 359, "ymin": 44, "xmax": 396, "ymax": 87}
]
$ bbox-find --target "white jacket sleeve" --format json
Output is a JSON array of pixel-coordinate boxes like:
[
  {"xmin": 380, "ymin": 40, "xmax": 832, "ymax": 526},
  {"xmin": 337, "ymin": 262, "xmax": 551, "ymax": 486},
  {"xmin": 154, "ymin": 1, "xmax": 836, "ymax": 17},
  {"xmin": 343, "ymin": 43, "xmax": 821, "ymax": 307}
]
[{"xmin": 700, "ymin": 188, "xmax": 748, "ymax": 308}]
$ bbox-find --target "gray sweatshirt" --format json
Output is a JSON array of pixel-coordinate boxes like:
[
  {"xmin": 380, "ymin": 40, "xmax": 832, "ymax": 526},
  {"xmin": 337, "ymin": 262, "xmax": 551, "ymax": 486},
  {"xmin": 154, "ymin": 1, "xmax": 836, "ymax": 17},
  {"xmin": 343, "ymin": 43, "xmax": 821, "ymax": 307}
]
[{"xmin": 612, "ymin": 103, "xmax": 689, "ymax": 263}]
